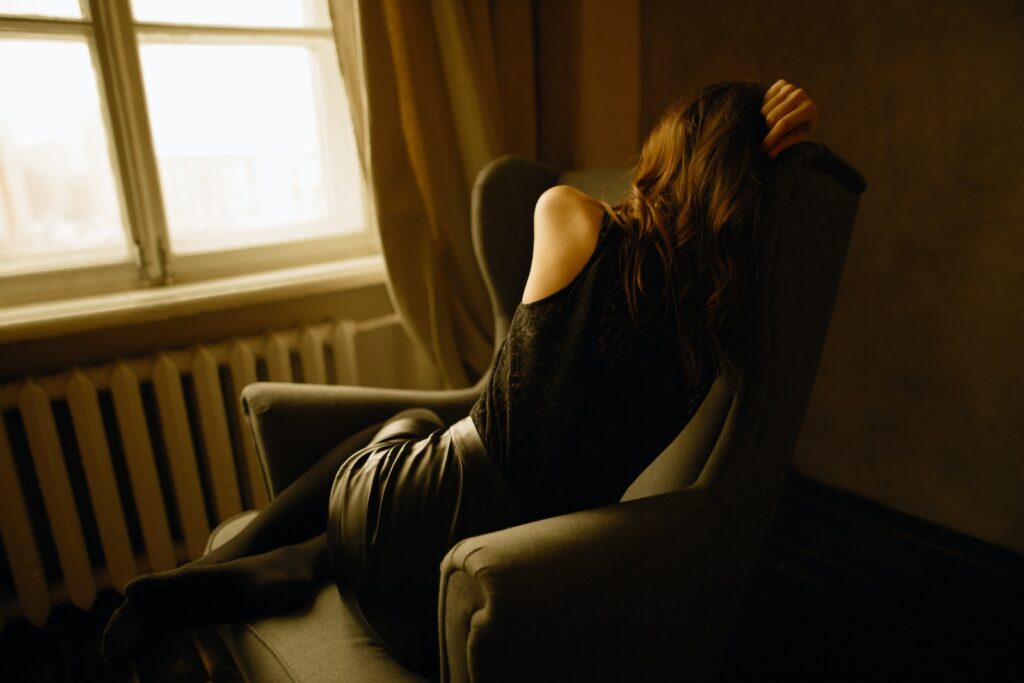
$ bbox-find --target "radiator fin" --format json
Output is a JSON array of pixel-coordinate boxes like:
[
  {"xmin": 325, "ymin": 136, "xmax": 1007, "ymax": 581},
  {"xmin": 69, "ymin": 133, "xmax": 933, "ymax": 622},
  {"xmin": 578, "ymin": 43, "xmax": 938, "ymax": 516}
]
[
  {"xmin": 266, "ymin": 333, "xmax": 292, "ymax": 382},
  {"xmin": 110, "ymin": 363, "xmax": 177, "ymax": 573},
  {"xmin": 66, "ymin": 372, "xmax": 137, "ymax": 591},
  {"xmin": 331, "ymin": 320, "xmax": 361, "ymax": 385},
  {"xmin": 192, "ymin": 348, "xmax": 242, "ymax": 521},
  {"xmin": 152, "ymin": 356, "xmax": 210, "ymax": 561},
  {"xmin": 19, "ymin": 382, "xmax": 97, "ymax": 611},
  {"xmin": 0, "ymin": 416, "xmax": 51, "ymax": 625},
  {"xmin": 299, "ymin": 328, "xmax": 328, "ymax": 385}
]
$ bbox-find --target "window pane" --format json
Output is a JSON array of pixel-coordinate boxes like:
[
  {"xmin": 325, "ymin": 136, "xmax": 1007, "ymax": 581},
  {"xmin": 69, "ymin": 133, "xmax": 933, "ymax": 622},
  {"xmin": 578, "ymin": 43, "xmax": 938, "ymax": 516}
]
[
  {"xmin": 0, "ymin": 38, "xmax": 129, "ymax": 275},
  {"xmin": 131, "ymin": 0, "xmax": 328, "ymax": 28},
  {"xmin": 139, "ymin": 41, "xmax": 363, "ymax": 254},
  {"xmin": 0, "ymin": 0, "xmax": 82, "ymax": 19}
]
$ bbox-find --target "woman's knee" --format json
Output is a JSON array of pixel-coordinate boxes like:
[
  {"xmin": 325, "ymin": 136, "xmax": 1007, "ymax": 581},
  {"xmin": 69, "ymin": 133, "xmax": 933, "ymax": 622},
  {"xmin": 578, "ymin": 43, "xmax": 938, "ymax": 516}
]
[
  {"xmin": 369, "ymin": 408, "xmax": 445, "ymax": 443},
  {"xmin": 388, "ymin": 407, "xmax": 444, "ymax": 427}
]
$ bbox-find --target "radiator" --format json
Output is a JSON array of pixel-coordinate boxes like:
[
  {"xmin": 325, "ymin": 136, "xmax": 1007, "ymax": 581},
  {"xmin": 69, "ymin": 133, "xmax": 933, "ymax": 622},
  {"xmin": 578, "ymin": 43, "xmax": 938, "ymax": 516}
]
[{"xmin": 0, "ymin": 314, "xmax": 438, "ymax": 629}]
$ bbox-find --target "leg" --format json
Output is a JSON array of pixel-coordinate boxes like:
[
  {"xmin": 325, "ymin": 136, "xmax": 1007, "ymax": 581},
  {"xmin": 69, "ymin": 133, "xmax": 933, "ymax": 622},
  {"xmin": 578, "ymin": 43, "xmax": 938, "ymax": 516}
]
[
  {"xmin": 198, "ymin": 407, "xmax": 444, "ymax": 563},
  {"xmin": 104, "ymin": 408, "xmax": 446, "ymax": 665},
  {"xmin": 366, "ymin": 407, "xmax": 446, "ymax": 444},
  {"xmin": 326, "ymin": 416, "xmax": 517, "ymax": 675},
  {"xmin": 105, "ymin": 534, "xmax": 330, "ymax": 665},
  {"xmin": 124, "ymin": 408, "xmax": 447, "ymax": 601},
  {"xmin": 197, "ymin": 420, "xmax": 382, "ymax": 564},
  {"xmin": 130, "ymin": 533, "xmax": 332, "ymax": 618}
]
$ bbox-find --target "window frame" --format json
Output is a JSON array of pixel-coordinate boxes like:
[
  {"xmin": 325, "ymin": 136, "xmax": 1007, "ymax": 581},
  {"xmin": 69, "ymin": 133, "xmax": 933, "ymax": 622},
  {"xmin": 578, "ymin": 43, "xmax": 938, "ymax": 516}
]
[{"xmin": 0, "ymin": 0, "xmax": 374, "ymax": 308}]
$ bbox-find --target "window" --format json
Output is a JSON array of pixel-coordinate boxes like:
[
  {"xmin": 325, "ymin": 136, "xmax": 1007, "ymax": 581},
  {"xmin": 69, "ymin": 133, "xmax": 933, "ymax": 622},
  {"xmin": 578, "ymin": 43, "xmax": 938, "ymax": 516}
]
[{"xmin": 0, "ymin": 0, "xmax": 370, "ymax": 307}]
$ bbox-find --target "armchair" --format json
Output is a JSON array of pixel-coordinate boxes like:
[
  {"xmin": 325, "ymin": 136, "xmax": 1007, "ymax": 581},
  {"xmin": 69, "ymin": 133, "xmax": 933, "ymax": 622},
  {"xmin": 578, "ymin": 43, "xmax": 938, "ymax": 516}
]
[{"xmin": 207, "ymin": 145, "xmax": 865, "ymax": 681}]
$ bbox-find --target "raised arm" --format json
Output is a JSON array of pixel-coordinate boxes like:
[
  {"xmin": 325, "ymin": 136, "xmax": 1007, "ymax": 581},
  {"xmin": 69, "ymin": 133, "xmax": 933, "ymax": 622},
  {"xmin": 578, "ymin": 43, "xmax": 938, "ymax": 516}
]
[{"xmin": 761, "ymin": 79, "xmax": 819, "ymax": 159}]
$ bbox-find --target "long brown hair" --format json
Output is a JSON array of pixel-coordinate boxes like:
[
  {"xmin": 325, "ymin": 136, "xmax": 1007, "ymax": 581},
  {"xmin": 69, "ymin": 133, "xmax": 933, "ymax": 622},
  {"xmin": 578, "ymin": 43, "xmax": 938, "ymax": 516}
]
[{"xmin": 608, "ymin": 81, "xmax": 770, "ymax": 390}]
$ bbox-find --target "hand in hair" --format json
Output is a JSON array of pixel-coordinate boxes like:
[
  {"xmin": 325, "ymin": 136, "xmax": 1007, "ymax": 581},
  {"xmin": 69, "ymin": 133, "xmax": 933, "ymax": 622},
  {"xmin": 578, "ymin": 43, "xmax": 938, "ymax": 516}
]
[{"xmin": 760, "ymin": 79, "xmax": 818, "ymax": 160}]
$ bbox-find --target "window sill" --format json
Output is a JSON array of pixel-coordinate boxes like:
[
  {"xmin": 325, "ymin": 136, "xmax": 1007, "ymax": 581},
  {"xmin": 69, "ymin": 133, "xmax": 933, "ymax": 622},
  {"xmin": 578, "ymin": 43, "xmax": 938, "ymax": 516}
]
[{"xmin": 0, "ymin": 256, "xmax": 387, "ymax": 344}]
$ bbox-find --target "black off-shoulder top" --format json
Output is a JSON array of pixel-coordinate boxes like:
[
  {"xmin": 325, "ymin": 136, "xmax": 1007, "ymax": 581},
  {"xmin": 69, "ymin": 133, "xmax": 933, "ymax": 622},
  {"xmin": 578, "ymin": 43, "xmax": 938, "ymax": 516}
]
[{"xmin": 470, "ymin": 213, "xmax": 713, "ymax": 521}]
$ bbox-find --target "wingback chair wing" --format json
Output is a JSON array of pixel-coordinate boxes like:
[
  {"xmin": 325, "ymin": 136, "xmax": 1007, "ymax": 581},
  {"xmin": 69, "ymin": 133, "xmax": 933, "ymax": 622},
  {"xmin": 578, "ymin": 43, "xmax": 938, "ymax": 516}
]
[{"xmin": 209, "ymin": 143, "xmax": 865, "ymax": 682}]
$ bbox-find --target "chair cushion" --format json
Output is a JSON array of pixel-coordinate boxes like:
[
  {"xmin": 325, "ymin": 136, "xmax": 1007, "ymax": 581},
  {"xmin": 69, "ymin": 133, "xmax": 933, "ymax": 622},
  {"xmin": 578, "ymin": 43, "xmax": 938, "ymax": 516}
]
[{"xmin": 205, "ymin": 512, "xmax": 430, "ymax": 683}]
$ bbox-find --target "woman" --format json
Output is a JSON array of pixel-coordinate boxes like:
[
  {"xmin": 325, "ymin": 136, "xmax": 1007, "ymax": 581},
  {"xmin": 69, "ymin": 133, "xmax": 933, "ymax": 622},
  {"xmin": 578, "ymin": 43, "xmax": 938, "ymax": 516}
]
[{"xmin": 104, "ymin": 79, "xmax": 817, "ymax": 674}]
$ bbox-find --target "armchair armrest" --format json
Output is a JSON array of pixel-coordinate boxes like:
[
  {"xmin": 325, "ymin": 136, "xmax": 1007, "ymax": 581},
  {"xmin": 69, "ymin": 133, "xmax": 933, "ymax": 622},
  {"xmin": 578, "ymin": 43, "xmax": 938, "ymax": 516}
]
[
  {"xmin": 241, "ymin": 382, "xmax": 481, "ymax": 497},
  {"xmin": 439, "ymin": 488, "xmax": 759, "ymax": 682}
]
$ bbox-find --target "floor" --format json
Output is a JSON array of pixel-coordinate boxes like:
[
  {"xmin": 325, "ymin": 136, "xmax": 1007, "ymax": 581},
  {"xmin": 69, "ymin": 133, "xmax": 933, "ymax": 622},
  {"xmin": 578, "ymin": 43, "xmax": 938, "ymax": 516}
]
[
  {"xmin": 1, "ymin": 474, "xmax": 1021, "ymax": 682},
  {"xmin": 719, "ymin": 477, "xmax": 1023, "ymax": 682},
  {"xmin": 0, "ymin": 590, "xmax": 241, "ymax": 682}
]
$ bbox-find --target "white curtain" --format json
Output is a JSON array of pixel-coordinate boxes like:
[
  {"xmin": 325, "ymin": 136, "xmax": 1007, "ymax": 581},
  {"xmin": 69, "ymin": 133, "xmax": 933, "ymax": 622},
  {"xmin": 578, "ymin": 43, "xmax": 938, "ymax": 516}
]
[{"xmin": 329, "ymin": 0, "xmax": 537, "ymax": 387}]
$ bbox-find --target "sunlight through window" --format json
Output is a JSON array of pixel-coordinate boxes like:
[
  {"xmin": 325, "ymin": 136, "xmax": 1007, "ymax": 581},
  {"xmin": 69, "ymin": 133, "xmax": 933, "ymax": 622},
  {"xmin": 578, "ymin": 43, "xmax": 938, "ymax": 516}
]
[
  {"xmin": 0, "ymin": 38, "xmax": 129, "ymax": 274},
  {"xmin": 0, "ymin": 0, "xmax": 81, "ymax": 19},
  {"xmin": 139, "ymin": 41, "xmax": 363, "ymax": 253},
  {"xmin": 0, "ymin": 0, "xmax": 370, "ymax": 303},
  {"xmin": 131, "ymin": 0, "xmax": 329, "ymax": 29}
]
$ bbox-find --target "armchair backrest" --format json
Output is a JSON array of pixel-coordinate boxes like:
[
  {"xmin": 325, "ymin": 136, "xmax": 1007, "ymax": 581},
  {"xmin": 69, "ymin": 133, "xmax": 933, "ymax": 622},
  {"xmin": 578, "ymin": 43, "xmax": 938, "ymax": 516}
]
[{"xmin": 622, "ymin": 143, "xmax": 866, "ymax": 502}]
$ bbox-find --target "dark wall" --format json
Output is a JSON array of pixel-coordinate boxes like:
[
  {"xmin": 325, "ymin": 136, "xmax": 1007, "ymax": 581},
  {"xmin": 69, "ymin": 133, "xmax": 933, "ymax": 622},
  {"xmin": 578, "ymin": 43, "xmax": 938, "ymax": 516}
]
[{"xmin": 641, "ymin": 0, "xmax": 1024, "ymax": 553}]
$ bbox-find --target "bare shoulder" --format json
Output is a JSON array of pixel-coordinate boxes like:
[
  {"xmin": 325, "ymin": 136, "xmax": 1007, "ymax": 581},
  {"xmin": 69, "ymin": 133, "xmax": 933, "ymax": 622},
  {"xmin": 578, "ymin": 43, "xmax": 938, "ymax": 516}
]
[
  {"xmin": 534, "ymin": 184, "xmax": 597, "ymax": 219},
  {"xmin": 522, "ymin": 185, "xmax": 607, "ymax": 305}
]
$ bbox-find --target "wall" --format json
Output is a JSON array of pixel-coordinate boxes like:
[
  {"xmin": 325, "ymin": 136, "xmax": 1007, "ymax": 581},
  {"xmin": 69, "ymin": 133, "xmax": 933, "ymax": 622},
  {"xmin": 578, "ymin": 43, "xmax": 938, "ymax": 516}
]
[
  {"xmin": 537, "ymin": 0, "xmax": 641, "ymax": 169},
  {"xmin": 640, "ymin": 0, "xmax": 1024, "ymax": 553}
]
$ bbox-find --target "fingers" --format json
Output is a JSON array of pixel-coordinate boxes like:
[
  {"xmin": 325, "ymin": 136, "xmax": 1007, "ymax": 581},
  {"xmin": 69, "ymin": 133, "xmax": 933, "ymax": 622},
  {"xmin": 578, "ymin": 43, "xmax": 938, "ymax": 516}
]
[
  {"xmin": 764, "ymin": 87, "xmax": 807, "ymax": 128},
  {"xmin": 761, "ymin": 99, "xmax": 817, "ymax": 151},
  {"xmin": 767, "ymin": 127, "xmax": 810, "ymax": 160},
  {"xmin": 762, "ymin": 79, "xmax": 794, "ymax": 116},
  {"xmin": 762, "ymin": 79, "xmax": 804, "ymax": 119},
  {"xmin": 764, "ymin": 78, "xmax": 787, "ymax": 102},
  {"xmin": 760, "ymin": 80, "xmax": 818, "ymax": 158}
]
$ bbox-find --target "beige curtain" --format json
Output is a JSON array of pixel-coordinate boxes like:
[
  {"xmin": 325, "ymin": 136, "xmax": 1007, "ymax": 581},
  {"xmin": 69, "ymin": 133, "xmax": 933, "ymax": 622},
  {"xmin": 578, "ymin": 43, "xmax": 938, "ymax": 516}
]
[{"xmin": 329, "ymin": 0, "xmax": 536, "ymax": 388}]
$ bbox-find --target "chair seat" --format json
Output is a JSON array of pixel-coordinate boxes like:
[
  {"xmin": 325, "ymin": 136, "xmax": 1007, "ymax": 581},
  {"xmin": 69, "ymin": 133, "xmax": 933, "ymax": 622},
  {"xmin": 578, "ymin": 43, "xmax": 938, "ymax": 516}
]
[{"xmin": 205, "ymin": 512, "xmax": 430, "ymax": 683}]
